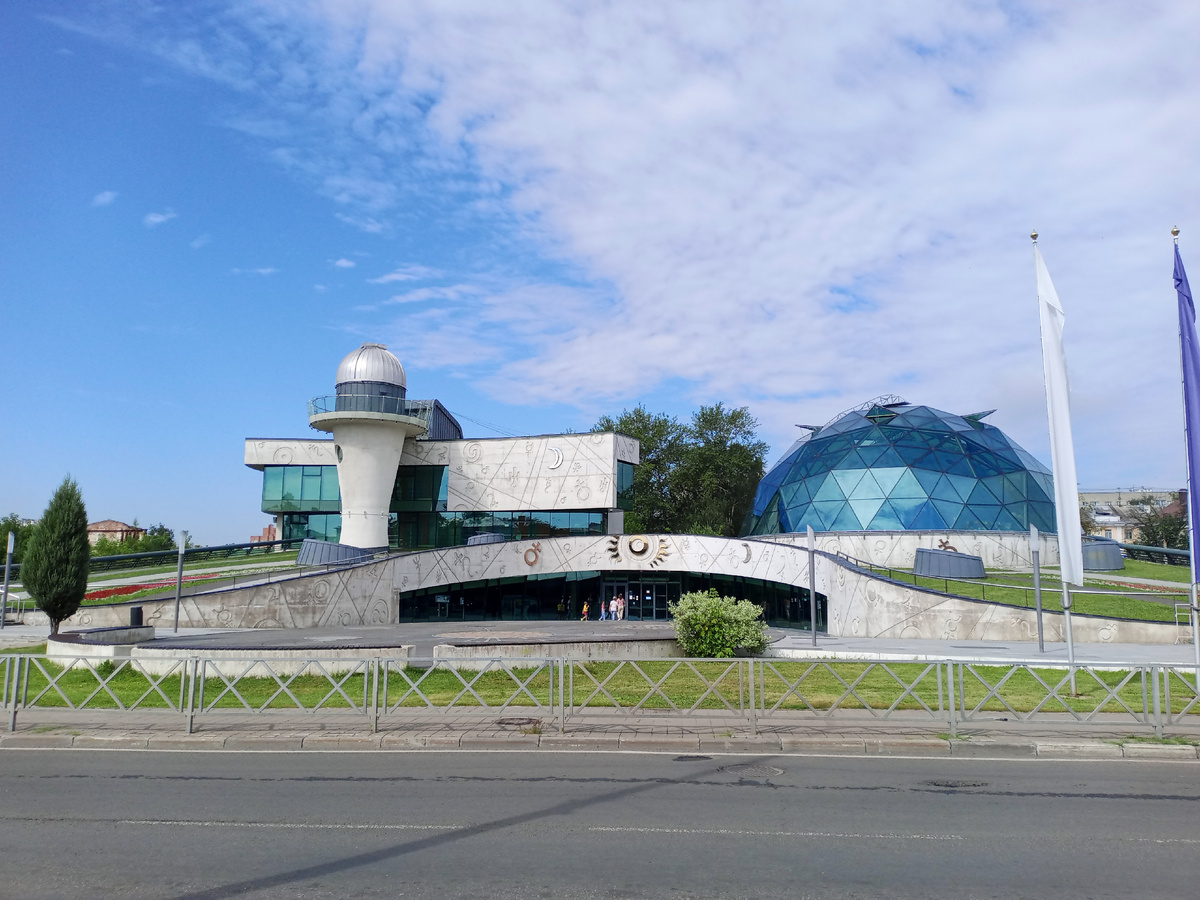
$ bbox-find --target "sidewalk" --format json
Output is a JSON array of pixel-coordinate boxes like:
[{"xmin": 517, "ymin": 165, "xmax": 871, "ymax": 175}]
[{"xmin": 4, "ymin": 707, "xmax": 1199, "ymax": 761}]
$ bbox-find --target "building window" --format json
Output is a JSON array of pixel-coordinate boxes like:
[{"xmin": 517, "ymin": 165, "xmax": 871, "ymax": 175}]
[
  {"xmin": 617, "ymin": 461, "xmax": 635, "ymax": 511},
  {"xmin": 262, "ymin": 466, "xmax": 340, "ymax": 513},
  {"xmin": 1104, "ymin": 529, "xmax": 1112, "ymax": 538}
]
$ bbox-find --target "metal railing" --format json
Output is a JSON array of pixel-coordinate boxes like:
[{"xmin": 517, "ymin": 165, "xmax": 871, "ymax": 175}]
[
  {"xmin": 308, "ymin": 395, "xmax": 434, "ymax": 423},
  {"xmin": 4, "ymin": 654, "xmax": 1199, "ymax": 739},
  {"xmin": 5, "ymin": 538, "xmax": 304, "ymax": 582},
  {"xmin": 835, "ymin": 551, "xmax": 1188, "ymax": 616}
]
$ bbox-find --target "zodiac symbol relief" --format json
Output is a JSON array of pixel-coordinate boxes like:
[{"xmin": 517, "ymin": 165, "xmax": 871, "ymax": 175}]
[
  {"xmin": 524, "ymin": 542, "xmax": 542, "ymax": 566},
  {"xmin": 937, "ymin": 538, "xmax": 959, "ymax": 552},
  {"xmin": 463, "ymin": 441, "xmax": 484, "ymax": 463}
]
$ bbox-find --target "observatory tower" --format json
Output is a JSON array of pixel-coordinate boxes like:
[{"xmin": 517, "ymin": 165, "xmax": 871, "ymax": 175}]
[{"xmin": 307, "ymin": 343, "xmax": 428, "ymax": 551}]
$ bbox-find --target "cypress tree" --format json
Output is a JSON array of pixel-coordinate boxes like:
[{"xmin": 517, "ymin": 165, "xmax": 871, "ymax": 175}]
[{"xmin": 22, "ymin": 477, "xmax": 90, "ymax": 635}]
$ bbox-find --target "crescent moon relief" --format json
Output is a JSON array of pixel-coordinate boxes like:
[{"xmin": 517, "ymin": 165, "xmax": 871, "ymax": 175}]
[{"xmin": 548, "ymin": 447, "xmax": 564, "ymax": 470}]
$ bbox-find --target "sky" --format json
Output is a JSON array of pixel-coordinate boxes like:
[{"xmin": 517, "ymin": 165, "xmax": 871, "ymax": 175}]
[{"xmin": 1, "ymin": 0, "xmax": 1198, "ymax": 545}]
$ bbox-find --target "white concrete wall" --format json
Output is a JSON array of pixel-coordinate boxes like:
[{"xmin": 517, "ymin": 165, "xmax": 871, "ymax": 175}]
[
  {"xmin": 402, "ymin": 432, "xmax": 634, "ymax": 512},
  {"xmin": 757, "ymin": 530, "xmax": 1061, "ymax": 570},
  {"xmin": 43, "ymin": 532, "xmax": 1180, "ymax": 646},
  {"xmin": 245, "ymin": 431, "xmax": 638, "ymax": 514},
  {"xmin": 330, "ymin": 420, "xmax": 409, "ymax": 548}
]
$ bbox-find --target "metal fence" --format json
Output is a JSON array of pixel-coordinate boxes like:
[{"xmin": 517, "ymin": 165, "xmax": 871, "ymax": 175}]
[
  {"xmin": 3, "ymin": 654, "xmax": 1198, "ymax": 739},
  {"xmin": 836, "ymin": 551, "xmax": 1188, "ymax": 613}
]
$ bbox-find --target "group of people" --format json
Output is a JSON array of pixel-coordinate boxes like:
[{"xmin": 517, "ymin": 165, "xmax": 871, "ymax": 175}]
[{"xmin": 579, "ymin": 593, "xmax": 626, "ymax": 621}]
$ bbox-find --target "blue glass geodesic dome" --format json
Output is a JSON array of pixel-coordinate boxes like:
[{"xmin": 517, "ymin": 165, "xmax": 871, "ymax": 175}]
[{"xmin": 743, "ymin": 400, "xmax": 1057, "ymax": 535}]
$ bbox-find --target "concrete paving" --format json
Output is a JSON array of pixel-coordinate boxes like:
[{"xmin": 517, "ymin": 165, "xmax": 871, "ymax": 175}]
[{"xmin": 769, "ymin": 632, "xmax": 1200, "ymax": 666}]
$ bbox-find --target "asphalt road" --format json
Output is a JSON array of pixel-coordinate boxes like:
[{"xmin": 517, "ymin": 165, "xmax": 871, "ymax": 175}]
[{"xmin": 0, "ymin": 751, "xmax": 1197, "ymax": 899}]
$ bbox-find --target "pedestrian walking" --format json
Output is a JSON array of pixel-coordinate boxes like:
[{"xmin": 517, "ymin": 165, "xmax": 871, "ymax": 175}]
[
  {"xmin": 609, "ymin": 597, "xmax": 618, "ymax": 621},
  {"xmin": 580, "ymin": 599, "xmax": 590, "ymax": 622},
  {"xmin": 616, "ymin": 593, "xmax": 626, "ymax": 621},
  {"xmin": 599, "ymin": 599, "xmax": 608, "ymax": 620}
]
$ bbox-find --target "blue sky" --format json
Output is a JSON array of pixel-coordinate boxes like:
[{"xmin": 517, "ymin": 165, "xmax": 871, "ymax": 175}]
[{"xmin": 2, "ymin": 1, "xmax": 1199, "ymax": 544}]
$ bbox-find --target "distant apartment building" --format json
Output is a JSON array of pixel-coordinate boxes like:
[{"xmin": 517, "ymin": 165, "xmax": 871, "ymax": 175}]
[
  {"xmin": 86, "ymin": 519, "xmax": 145, "ymax": 547},
  {"xmin": 1080, "ymin": 489, "xmax": 1186, "ymax": 543}
]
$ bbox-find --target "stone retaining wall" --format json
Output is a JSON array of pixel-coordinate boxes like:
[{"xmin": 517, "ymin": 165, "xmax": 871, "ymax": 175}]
[{"xmin": 34, "ymin": 532, "xmax": 1178, "ymax": 646}]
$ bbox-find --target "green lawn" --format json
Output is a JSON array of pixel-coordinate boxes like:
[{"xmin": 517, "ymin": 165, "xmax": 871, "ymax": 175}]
[
  {"xmin": 1087, "ymin": 558, "xmax": 1192, "ymax": 584},
  {"xmin": 8, "ymin": 657, "xmax": 1198, "ymax": 717},
  {"xmin": 867, "ymin": 566, "xmax": 1183, "ymax": 623}
]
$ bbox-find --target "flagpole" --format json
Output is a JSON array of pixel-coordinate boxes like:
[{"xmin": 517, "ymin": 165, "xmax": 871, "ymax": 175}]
[
  {"xmin": 1173, "ymin": 226, "xmax": 1200, "ymax": 690},
  {"xmin": 1033, "ymin": 230, "xmax": 1077, "ymax": 692}
]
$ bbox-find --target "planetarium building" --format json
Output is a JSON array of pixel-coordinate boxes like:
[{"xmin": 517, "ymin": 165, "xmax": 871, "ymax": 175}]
[
  {"xmin": 241, "ymin": 348, "xmax": 1060, "ymax": 631},
  {"xmin": 743, "ymin": 399, "xmax": 1057, "ymax": 536}
]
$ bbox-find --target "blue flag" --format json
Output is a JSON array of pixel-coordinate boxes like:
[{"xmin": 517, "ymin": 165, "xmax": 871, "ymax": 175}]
[{"xmin": 1176, "ymin": 244, "xmax": 1200, "ymax": 570}]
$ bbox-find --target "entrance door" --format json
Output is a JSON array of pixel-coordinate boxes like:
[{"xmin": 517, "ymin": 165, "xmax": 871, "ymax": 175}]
[
  {"xmin": 640, "ymin": 583, "xmax": 667, "ymax": 620},
  {"xmin": 601, "ymin": 582, "xmax": 623, "ymax": 620}
]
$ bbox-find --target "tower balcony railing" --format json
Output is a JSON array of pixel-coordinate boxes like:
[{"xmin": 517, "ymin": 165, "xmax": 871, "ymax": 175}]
[{"xmin": 308, "ymin": 395, "xmax": 434, "ymax": 424}]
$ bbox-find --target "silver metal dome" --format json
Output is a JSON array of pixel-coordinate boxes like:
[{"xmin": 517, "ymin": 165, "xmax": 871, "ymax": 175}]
[{"xmin": 335, "ymin": 343, "xmax": 406, "ymax": 388}]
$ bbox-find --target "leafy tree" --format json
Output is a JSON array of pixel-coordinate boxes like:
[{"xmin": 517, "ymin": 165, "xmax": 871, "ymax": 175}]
[
  {"xmin": 593, "ymin": 403, "xmax": 767, "ymax": 537},
  {"xmin": 669, "ymin": 589, "xmax": 767, "ymax": 658},
  {"xmin": 1129, "ymin": 505, "xmax": 1188, "ymax": 550},
  {"xmin": 1079, "ymin": 504, "xmax": 1097, "ymax": 535},
  {"xmin": 593, "ymin": 406, "xmax": 687, "ymax": 533},
  {"xmin": 21, "ymin": 478, "xmax": 90, "ymax": 635},
  {"xmin": 674, "ymin": 404, "xmax": 769, "ymax": 537},
  {"xmin": 139, "ymin": 524, "xmax": 177, "ymax": 552},
  {"xmin": 0, "ymin": 513, "xmax": 36, "ymax": 564}
]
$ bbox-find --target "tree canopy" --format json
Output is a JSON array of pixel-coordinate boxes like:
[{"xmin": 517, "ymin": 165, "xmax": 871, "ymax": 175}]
[
  {"xmin": 594, "ymin": 403, "xmax": 768, "ymax": 537},
  {"xmin": 0, "ymin": 514, "xmax": 36, "ymax": 564},
  {"xmin": 21, "ymin": 477, "xmax": 90, "ymax": 635}
]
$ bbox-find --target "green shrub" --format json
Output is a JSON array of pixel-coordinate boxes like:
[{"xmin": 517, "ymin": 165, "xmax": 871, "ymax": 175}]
[{"xmin": 669, "ymin": 589, "xmax": 767, "ymax": 658}]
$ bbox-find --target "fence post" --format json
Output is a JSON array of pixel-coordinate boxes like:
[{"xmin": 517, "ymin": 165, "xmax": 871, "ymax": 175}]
[
  {"xmin": 547, "ymin": 659, "xmax": 554, "ymax": 729},
  {"xmin": 558, "ymin": 658, "xmax": 565, "ymax": 733},
  {"xmin": 946, "ymin": 661, "xmax": 957, "ymax": 739},
  {"xmin": 8, "ymin": 655, "xmax": 21, "ymax": 733},
  {"xmin": 748, "ymin": 659, "xmax": 757, "ymax": 736},
  {"xmin": 1152, "ymin": 665, "xmax": 1163, "ymax": 739},
  {"xmin": 371, "ymin": 658, "xmax": 380, "ymax": 734},
  {"xmin": 184, "ymin": 658, "xmax": 196, "ymax": 734}
]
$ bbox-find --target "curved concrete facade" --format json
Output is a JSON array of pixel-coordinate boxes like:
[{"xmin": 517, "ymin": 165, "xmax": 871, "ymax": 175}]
[{"xmin": 45, "ymin": 532, "xmax": 1179, "ymax": 645}]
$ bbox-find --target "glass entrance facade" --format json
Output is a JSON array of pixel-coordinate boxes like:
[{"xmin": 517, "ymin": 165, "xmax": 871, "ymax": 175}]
[{"xmin": 395, "ymin": 571, "xmax": 827, "ymax": 632}]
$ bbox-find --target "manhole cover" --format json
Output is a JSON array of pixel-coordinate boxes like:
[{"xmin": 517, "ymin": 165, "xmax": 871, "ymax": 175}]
[
  {"xmin": 923, "ymin": 779, "xmax": 988, "ymax": 788},
  {"xmin": 496, "ymin": 717, "xmax": 541, "ymax": 727},
  {"xmin": 720, "ymin": 764, "xmax": 784, "ymax": 778},
  {"xmin": 673, "ymin": 755, "xmax": 712, "ymax": 762}
]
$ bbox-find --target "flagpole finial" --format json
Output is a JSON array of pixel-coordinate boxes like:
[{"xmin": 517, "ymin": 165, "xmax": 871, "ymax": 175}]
[
  {"xmin": 1173, "ymin": 226, "xmax": 1180, "ymax": 243},
  {"xmin": 1030, "ymin": 230, "xmax": 1038, "ymax": 243}
]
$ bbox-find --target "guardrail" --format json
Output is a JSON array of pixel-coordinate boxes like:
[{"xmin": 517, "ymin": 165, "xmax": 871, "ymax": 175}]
[
  {"xmin": 834, "ymin": 551, "xmax": 1188, "ymax": 615},
  {"xmin": 3, "ymin": 654, "xmax": 1198, "ymax": 739},
  {"xmin": 1118, "ymin": 542, "xmax": 1191, "ymax": 566},
  {"xmin": 4, "ymin": 538, "xmax": 305, "ymax": 582}
]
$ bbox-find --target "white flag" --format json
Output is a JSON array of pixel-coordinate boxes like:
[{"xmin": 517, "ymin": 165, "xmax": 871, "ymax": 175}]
[{"xmin": 1035, "ymin": 244, "xmax": 1084, "ymax": 586}]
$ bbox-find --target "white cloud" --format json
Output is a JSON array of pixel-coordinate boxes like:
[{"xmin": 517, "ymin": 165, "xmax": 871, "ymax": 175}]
[
  {"xmin": 368, "ymin": 264, "xmax": 441, "ymax": 284},
  {"xmin": 190, "ymin": 234, "xmax": 211, "ymax": 249},
  {"xmin": 335, "ymin": 212, "xmax": 386, "ymax": 233},
  {"xmin": 383, "ymin": 284, "xmax": 478, "ymax": 305},
  {"xmin": 91, "ymin": 190, "xmax": 117, "ymax": 207},
  {"xmin": 231, "ymin": 267, "xmax": 278, "ymax": 275},
  {"xmin": 332, "ymin": 257, "xmax": 356, "ymax": 268},
  {"xmin": 143, "ymin": 208, "xmax": 177, "ymax": 228},
  {"xmin": 77, "ymin": 2, "xmax": 1200, "ymax": 487}
]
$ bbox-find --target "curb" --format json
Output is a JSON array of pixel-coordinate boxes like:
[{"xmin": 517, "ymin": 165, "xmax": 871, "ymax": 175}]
[{"xmin": 2, "ymin": 731, "xmax": 1197, "ymax": 759}]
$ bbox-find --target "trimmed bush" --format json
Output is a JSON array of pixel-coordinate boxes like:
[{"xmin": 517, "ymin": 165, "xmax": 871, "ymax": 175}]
[
  {"xmin": 669, "ymin": 589, "xmax": 767, "ymax": 658},
  {"xmin": 22, "ymin": 477, "xmax": 90, "ymax": 635}
]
